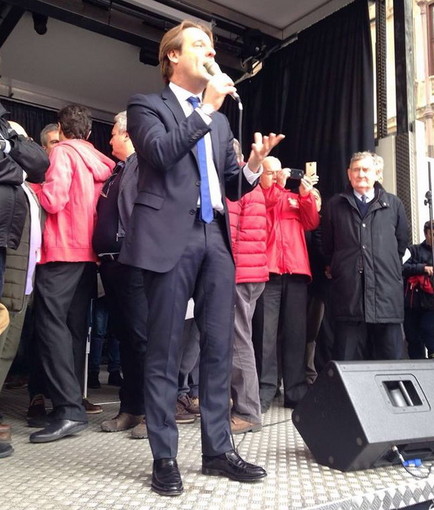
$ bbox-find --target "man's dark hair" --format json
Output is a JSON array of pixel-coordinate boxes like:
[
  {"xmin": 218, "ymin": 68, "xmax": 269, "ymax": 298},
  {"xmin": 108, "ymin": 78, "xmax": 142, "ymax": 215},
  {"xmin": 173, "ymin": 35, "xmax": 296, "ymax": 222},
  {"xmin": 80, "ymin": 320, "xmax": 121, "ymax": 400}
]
[
  {"xmin": 424, "ymin": 220, "xmax": 434, "ymax": 233},
  {"xmin": 58, "ymin": 104, "xmax": 92, "ymax": 140}
]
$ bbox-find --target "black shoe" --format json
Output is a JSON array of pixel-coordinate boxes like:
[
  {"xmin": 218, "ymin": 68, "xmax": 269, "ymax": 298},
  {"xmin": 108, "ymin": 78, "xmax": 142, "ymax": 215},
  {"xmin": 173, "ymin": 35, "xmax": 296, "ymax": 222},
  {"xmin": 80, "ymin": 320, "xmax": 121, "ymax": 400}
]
[
  {"xmin": 88, "ymin": 372, "xmax": 101, "ymax": 389},
  {"xmin": 151, "ymin": 458, "xmax": 183, "ymax": 496},
  {"xmin": 29, "ymin": 419, "xmax": 88, "ymax": 443},
  {"xmin": 0, "ymin": 442, "xmax": 13, "ymax": 458},
  {"xmin": 202, "ymin": 450, "xmax": 267, "ymax": 482},
  {"xmin": 107, "ymin": 371, "xmax": 123, "ymax": 387}
]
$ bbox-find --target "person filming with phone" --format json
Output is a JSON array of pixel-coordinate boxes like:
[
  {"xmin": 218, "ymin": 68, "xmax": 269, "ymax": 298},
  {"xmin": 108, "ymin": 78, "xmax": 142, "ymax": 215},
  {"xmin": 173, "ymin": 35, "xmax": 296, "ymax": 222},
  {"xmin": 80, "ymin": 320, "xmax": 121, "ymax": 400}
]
[{"xmin": 253, "ymin": 156, "xmax": 320, "ymax": 412}]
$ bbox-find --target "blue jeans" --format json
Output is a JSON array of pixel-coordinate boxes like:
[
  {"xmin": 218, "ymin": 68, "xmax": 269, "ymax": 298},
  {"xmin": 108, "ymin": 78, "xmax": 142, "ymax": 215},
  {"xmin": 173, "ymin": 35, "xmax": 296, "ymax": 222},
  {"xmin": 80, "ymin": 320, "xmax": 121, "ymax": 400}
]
[{"xmin": 89, "ymin": 296, "xmax": 121, "ymax": 374}]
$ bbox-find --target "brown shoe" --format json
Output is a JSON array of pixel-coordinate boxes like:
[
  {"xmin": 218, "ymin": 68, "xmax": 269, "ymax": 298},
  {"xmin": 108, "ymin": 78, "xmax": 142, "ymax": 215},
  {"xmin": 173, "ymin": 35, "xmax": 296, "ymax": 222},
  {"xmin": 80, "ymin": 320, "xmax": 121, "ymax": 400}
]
[
  {"xmin": 0, "ymin": 423, "xmax": 11, "ymax": 442},
  {"xmin": 178, "ymin": 394, "xmax": 200, "ymax": 417},
  {"xmin": 101, "ymin": 412, "xmax": 143, "ymax": 432},
  {"xmin": 82, "ymin": 398, "xmax": 103, "ymax": 414},
  {"xmin": 130, "ymin": 419, "xmax": 148, "ymax": 439},
  {"xmin": 175, "ymin": 399, "xmax": 196, "ymax": 424},
  {"xmin": 4, "ymin": 375, "xmax": 28, "ymax": 389},
  {"xmin": 230, "ymin": 415, "xmax": 262, "ymax": 435}
]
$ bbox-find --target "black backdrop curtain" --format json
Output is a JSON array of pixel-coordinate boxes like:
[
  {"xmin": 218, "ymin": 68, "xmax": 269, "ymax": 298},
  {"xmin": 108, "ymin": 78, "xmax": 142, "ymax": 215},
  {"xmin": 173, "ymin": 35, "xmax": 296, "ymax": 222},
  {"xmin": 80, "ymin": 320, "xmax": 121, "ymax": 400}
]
[
  {"xmin": 224, "ymin": 0, "xmax": 374, "ymax": 200},
  {"xmin": 0, "ymin": 98, "xmax": 112, "ymax": 157}
]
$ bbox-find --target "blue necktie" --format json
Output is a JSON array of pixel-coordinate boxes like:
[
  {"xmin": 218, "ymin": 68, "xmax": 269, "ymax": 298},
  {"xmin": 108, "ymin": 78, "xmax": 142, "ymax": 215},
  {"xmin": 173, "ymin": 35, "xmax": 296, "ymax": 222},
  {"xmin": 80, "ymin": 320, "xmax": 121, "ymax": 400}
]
[
  {"xmin": 187, "ymin": 96, "xmax": 213, "ymax": 223},
  {"xmin": 358, "ymin": 194, "xmax": 368, "ymax": 217}
]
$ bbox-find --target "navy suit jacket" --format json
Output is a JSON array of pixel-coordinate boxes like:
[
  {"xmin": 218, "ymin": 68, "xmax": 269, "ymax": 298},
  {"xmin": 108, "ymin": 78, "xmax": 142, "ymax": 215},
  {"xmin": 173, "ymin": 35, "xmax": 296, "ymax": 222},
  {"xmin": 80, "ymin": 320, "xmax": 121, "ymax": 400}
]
[{"xmin": 119, "ymin": 85, "xmax": 255, "ymax": 273}]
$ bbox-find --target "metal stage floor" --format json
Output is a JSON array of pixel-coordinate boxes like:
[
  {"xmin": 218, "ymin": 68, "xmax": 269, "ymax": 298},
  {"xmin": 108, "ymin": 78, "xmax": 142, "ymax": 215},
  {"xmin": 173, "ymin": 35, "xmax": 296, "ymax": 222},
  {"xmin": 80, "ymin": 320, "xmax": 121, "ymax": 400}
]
[{"xmin": 0, "ymin": 375, "xmax": 433, "ymax": 510}]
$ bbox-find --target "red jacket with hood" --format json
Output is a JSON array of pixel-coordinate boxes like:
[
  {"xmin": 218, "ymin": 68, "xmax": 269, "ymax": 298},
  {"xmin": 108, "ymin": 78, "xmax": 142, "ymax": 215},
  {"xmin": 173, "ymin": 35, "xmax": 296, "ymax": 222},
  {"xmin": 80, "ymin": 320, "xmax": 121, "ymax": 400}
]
[
  {"xmin": 36, "ymin": 139, "xmax": 115, "ymax": 264},
  {"xmin": 263, "ymin": 184, "xmax": 319, "ymax": 280}
]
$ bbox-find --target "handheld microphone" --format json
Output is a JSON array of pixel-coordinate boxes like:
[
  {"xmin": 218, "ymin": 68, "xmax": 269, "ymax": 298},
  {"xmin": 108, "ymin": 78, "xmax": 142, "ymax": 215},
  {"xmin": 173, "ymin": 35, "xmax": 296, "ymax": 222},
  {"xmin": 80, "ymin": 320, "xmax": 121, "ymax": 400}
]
[{"xmin": 204, "ymin": 61, "xmax": 241, "ymax": 103}]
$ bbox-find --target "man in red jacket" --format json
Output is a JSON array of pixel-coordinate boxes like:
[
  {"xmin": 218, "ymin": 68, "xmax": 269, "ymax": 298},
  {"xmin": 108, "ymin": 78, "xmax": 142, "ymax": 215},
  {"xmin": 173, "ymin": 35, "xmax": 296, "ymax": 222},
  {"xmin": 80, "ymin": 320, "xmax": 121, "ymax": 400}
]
[
  {"xmin": 30, "ymin": 104, "xmax": 115, "ymax": 443},
  {"xmin": 253, "ymin": 156, "xmax": 319, "ymax": 412}
]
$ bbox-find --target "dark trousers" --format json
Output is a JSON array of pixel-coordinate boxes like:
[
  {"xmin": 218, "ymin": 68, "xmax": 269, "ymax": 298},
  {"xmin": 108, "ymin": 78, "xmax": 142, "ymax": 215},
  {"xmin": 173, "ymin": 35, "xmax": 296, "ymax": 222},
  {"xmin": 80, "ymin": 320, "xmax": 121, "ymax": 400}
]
[
  {"xmin": 253, "ymin": 273, "xmax": 308, "ymax": 408},
  {"xmin": 178, "ymin": 318, "xmax": 200, "ymax": 398},
  {"xmin": 25, "ymin": 299, "xmax": 49, "ymax": 400},
  {"xmin": 129, "ymin": 217, "xmax": 234, "ymax": 459},
  {"xmin": 89, "ymin": 296, "xmax": 121, "ymax": 374},
  {"xmin": 334, "ymin": 321, "xmax": 403, "ymax": 361},
  {"xmin": 100, "ymin": 260, "xmax": 146, "ymax": 416},
  {"xmin": 403, "ymin": 308, "xmax": 434, "ymax": 359},
  {"xmin": 33, "ymin": 262, "xmax": 95, "ymax": 421}
]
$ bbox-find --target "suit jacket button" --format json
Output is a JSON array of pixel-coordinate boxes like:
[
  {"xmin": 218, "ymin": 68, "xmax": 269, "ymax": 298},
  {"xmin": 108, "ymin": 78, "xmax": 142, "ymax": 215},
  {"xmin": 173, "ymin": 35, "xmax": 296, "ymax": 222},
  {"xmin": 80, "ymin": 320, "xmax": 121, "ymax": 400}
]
[
  {"xmin": 189, "ymin": 209, "xmax": 196, "ymax": 215},
  {"xmin": 195, "ymin": 181, "xmax": 200, "ymax": 186}
]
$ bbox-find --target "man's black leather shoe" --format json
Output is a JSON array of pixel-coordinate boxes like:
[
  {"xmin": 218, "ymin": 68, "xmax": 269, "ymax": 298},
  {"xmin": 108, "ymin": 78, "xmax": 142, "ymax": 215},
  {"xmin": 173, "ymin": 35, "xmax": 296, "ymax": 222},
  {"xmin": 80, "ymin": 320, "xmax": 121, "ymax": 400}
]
[
  {"xmin": 202, "ymin": 450, "xmax": 267, "ymax": 482},
  {"xmin": 151, "ymin": 458, "xmax": 183, "ymax": 496},
  {"xmin": 29, "ymin": 419, "xmax": 88, "ymax": 443}
]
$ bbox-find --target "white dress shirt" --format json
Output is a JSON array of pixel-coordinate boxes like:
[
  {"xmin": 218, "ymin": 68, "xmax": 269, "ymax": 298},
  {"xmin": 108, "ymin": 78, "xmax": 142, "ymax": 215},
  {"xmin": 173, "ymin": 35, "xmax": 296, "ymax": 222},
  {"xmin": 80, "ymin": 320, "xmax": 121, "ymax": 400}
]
[
  {"xmin": 169, "ymin": 82, "xmax": 261, "ymax": 212},
  {"xmin": 353, "ymin": 188, "xmax": 375, "ymax": 203}
]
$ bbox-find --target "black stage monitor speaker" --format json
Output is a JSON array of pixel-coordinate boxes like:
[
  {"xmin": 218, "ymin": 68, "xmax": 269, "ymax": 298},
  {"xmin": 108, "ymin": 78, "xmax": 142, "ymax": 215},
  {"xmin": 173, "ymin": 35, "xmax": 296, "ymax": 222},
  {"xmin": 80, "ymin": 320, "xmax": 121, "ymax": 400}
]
[{"xmin": 292, "ymin": 360, "xmax": 434, "ymax": 472}]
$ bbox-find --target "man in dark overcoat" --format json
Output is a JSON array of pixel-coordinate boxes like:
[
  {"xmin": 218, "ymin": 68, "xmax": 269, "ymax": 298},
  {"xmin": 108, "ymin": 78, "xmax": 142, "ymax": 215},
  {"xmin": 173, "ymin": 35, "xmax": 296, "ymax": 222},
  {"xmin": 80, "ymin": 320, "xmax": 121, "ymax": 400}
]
[{"xmin": 322, "ymin": 151, "xmax": 408, "ymax": 360}]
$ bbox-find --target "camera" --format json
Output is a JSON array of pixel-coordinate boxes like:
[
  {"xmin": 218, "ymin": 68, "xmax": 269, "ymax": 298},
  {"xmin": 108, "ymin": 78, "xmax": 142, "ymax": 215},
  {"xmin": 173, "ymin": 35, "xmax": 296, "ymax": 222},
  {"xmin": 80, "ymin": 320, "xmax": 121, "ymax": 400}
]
[
  {"xmin": 287, "ymin": 168, "xmax": 304, "ymax": 180},
  {"xmin": 284, "ymin": 168, "xmax": 305, "ymax": 190}
]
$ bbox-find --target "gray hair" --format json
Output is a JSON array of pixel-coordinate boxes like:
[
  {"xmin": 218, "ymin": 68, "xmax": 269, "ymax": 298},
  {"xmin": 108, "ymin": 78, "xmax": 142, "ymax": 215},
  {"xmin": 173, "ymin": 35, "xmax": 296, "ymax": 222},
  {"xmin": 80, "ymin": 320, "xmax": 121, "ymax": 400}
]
[
  {"xmin": 40, "ymin": 123, "xmax": 59, "ymax": 147},
  {"xmin": 373, "ymin": 154, "xmax": 384, "ymax": 171},
  {"xmin": 349, "ymin": 151, "xmax": 375, "ymax": 167},
  {"xmin": 114, "ymin": 111, "xmax": 127, "ymax": 134}
]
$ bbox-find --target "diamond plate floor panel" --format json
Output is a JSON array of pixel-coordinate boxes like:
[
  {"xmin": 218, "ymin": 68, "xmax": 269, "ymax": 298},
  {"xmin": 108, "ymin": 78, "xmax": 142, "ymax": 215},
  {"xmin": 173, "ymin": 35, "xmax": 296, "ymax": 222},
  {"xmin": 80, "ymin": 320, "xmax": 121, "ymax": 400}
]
[{"xmin": 0, "ymin": 378, "xmax": 433, "ymax": 510}]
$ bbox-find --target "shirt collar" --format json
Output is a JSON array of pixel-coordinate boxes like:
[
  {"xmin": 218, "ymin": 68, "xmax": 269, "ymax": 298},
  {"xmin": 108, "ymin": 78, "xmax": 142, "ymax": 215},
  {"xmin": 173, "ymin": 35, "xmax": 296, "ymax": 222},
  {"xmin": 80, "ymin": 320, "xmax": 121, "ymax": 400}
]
[
  {"xmin": 169, "ymin": 82, "xmax": 203, "ymax": 105},
  {"xmin": 353, "ymin": 188, "xmax": 375, "ymax": 202}
]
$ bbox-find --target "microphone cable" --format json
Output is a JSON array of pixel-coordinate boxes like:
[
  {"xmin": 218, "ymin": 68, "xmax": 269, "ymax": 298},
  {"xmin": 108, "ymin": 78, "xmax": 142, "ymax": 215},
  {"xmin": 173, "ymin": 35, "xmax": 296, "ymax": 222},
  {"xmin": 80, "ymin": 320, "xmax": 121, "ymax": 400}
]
[{"xmin": 236, "ymin": 96, "xmax": 244, "ymax": 201}]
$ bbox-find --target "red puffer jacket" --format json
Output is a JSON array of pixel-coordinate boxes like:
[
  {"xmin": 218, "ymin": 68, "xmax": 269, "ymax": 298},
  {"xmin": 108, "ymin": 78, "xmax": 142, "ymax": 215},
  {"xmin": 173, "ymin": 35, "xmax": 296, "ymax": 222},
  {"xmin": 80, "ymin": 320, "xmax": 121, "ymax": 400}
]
[
  {"xmin": 227, "ymin": 185, "xmax": 269, "ymax": 284},
  {"xmin": 262, "ymin": 184, "xmax": 319, "ymax": 280},
  {"xmin": 36, "ymin": 139, "xmax": 115, "ymax": 264}
]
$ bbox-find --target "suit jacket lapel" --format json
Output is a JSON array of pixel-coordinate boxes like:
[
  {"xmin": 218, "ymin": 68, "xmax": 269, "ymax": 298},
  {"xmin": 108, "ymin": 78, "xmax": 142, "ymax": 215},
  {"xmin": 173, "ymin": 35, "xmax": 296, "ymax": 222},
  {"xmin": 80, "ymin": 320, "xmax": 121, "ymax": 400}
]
[
  {"xmin": 161, "ymin": 85, "xmax": 186, "ymax": 126},
  {"xmin": 161, "ymin": 85, "xmax": 221, "ymax": 174},
  {"xmin": 210, "ymin": 123, "xmax": 220, "ymax": 174},
  {"xmin": 161, "ymin": 85, "xmax": 200, "ymax": 168}
]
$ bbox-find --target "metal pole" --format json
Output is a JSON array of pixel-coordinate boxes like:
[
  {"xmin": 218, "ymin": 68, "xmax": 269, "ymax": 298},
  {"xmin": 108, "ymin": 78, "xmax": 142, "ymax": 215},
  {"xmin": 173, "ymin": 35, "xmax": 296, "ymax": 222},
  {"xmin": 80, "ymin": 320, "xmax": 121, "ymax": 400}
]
[
  {"xmin": 83, "ymin": 298, "xmax": 93, "ymax": 400},
  {"xmin": 424, "ymin": 161, "xmax": 434, "ymax": 265}
]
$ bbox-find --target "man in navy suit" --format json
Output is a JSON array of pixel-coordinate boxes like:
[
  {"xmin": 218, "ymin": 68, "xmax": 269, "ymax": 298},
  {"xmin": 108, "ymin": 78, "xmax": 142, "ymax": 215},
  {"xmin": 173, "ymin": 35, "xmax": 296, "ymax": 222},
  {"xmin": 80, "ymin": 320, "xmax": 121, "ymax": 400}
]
[{"xmin": 119, "ymin": 19, "xmax": 284, "ymax": 496}]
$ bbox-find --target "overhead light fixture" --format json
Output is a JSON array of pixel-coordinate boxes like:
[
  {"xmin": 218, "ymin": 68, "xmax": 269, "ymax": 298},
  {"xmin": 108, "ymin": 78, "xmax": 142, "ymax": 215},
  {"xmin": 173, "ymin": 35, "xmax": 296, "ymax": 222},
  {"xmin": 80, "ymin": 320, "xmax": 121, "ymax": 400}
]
[
  {"xmin": 32, "ymin": 12, "xmax": 48, "ymax": 35},
  {"xmin": 139, "ymin": 42, "xmax": 159, "ymax": 66}
]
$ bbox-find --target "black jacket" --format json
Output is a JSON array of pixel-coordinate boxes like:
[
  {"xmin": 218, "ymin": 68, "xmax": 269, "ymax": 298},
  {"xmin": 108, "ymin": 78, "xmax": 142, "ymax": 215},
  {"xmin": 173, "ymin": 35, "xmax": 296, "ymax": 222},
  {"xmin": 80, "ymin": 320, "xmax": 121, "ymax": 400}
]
[
  {"xmin": 403, "ymin": 240, "xmax": 434, "ymax": 310},
  {"xmin": 403, "ymin": 240, "xmax": 433, "ymax": 278},
  {"xmin": 93, "ymin": 153, "xmax": 139, "ymax": 254},
  {"xmin": 322, "ymin": 182, "xmax": 408, "ymax": 323},
  {"xmin": 0, "ymin": 104, "xmax": 49, "ymax": 249}
]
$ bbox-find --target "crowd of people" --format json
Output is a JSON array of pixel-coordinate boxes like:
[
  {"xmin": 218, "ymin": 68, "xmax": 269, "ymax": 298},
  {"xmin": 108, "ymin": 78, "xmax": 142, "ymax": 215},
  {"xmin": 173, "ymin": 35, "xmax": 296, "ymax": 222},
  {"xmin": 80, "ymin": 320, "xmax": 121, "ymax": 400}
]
[{"xmin": 0, "ymin": 18, "xmax": 431, "ymax": 497}]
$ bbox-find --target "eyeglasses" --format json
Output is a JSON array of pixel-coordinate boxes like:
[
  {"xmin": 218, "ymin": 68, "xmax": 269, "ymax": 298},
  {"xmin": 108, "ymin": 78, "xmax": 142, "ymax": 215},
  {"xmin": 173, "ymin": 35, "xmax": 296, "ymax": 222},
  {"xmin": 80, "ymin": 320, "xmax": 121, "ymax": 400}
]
[
  {"xmin": 100, "ymin": 162, "xmax": 124, "ymax": 197},
  {"xmin": 100, "ymin": 173, "xmax": 117, "ymax": 198}
]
